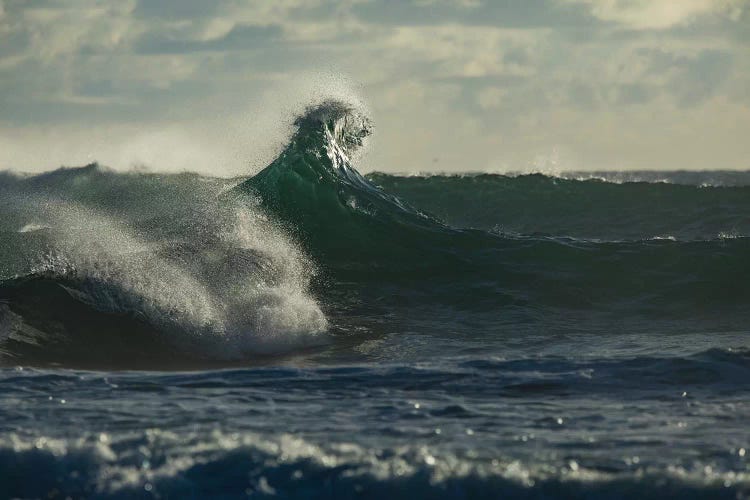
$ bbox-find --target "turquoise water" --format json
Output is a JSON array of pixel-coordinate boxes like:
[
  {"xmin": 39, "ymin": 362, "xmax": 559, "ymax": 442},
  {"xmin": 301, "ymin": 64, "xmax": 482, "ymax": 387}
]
[{"xmin": 1, "ymin": 101, "xmax": 749, "ymax": 498}]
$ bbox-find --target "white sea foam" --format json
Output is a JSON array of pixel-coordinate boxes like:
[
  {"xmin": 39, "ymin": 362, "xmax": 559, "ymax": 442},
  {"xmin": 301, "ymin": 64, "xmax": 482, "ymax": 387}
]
[
  {"xmin": 3, "ymin": 429, "xmax": 749, "ymax": 498},
  {"xmin": 17, "ymin": 222, "xmax": 50, "ymax": 233},
  {"xmin": 4, "ymin": 187, "xmax": 328, "ymax": 358}
]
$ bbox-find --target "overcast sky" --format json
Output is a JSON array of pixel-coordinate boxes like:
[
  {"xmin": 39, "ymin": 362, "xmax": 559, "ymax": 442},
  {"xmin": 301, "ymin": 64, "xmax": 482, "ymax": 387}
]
[{"xmin": 1, "ymin": 0, "xmax": 749, "ymax": 175}]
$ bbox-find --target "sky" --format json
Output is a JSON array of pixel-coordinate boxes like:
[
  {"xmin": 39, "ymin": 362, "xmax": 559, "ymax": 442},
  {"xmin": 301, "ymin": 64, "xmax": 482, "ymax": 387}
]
[{"xmin": 0, "ymin": 0, "xmax": 749, "ymax": 175}]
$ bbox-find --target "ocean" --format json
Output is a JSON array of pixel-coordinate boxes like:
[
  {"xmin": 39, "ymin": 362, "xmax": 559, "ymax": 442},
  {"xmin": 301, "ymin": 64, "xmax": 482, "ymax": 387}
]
[{"xmin": 1, "ymin": 100, "xmax": 748, "ymax": 499}]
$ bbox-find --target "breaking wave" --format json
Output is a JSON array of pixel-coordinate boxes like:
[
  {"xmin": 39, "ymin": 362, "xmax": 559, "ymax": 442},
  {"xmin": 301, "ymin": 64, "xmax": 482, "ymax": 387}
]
[{"xmin": 2, "ymin": 99, "xmax": 750, "ymax": 368}]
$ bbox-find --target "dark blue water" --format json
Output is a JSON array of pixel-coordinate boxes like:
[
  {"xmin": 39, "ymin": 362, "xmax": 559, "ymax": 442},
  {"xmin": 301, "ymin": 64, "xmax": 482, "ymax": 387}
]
[{"xmin": 1, "ymin": 102, "xmax": 749, "ymax": 498}]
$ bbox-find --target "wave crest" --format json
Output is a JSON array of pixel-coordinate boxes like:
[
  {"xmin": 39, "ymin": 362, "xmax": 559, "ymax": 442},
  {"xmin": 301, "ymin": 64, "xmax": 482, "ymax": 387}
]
[{"xmin": 294, "ymin": 99, "xmax": 372, "ymax": 156}]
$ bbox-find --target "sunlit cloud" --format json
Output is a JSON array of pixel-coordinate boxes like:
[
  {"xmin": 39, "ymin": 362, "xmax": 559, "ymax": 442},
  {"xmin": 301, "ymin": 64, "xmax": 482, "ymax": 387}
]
[{"xmin": 560, "ymin": 0, "xmax": 747, "ymax": 29}]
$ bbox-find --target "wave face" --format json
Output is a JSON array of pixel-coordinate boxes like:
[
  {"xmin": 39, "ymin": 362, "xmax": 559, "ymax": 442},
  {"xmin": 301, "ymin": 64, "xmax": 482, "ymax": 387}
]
[
  {"xmin": 2, "ymin": 99, "xmax": 750, "ymax": 498},
  {"xmin": 233, "ymin": 100, "xmax": 456, "ymax": 273},
  {"xmin": 230, "ymin": 102, "xmax": 750, "ymax": 335}
]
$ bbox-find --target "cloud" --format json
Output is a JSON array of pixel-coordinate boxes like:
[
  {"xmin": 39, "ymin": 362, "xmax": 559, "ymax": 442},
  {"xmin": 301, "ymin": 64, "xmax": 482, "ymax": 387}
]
[
  {"xmin": 560, "ymin": 0, "xmax": 748, "ymax": 29},
  {"xmin": 566, "ymin": 82, "xmax": 597, "ymax": 109},
  {"xmin": 638, "ymin": 48, "xmax": 734, "ymax": 105},
  {"xmin": 352, "ymin": 0, "xmax": 592, "ymax": 28},
  {"xmin": 133, "ymin": 0, "xmax": 226, "ymax": 20},
  {"xmin": 379, "ymin": 25, "xmax": 544, "ymax": 79},
  {"xmin": 135, "ymin": 24, "xmax": 283, "ymax": 54},
  {"xmin": 614, "ymin": 83, "xmax": 652, "ymax": 105}
]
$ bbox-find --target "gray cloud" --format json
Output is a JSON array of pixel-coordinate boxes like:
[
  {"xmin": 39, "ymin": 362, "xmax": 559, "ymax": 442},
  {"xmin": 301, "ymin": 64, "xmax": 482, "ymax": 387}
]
[
  {"xmin": 135, "ymin": 24, "xmax": 283, "ymax": 54},
  {"xmin": 352, "ymin": 0, "xmax": 592, "ymax": 28},
  {"xmin": 567, "ymin": 82, "xmax": 598, "ymax": 109},
  {"xmin": 615, "ymin": 83, "xmax": 652, "ymax": 105},
  {"xmin": 640, "ymin": 48, "xmax": 734, "ymax": 105},
  {"xmin": 133, "ymin": 0, "xmax": 226, "ymax": 20}
]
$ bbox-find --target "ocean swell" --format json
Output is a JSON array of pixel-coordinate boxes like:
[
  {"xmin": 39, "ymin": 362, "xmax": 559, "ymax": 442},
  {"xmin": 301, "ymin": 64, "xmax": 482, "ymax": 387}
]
[{"xmin": 2, "ymin": 99, "xmax": 750, "ymax": 368}]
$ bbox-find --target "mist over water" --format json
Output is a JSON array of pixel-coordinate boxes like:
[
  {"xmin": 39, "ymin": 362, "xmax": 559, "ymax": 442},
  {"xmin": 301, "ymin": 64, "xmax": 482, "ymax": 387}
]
[
  {"xmin": 0, "ymin": 165, "xmax": 328, "ymax": 367},
  {"xmin": 0, "ymin": 75, "xmax": 370, "ymax": 178},
  {"xmin": 1, "ymin": 99, "xmax": 749, "ymax": 498}
]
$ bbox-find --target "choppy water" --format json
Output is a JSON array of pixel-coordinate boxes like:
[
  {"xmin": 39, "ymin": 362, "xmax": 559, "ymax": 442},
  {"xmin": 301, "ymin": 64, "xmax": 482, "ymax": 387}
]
[{"xmin": 1, "ymin": 100, "xmax": 749, "ymax": 499}]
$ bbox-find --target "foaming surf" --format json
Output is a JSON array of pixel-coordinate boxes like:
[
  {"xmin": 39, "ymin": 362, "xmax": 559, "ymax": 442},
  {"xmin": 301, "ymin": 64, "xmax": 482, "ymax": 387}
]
[{"xmin": 0, "ymin": 166, "xmax": 328, "ymax": 368}]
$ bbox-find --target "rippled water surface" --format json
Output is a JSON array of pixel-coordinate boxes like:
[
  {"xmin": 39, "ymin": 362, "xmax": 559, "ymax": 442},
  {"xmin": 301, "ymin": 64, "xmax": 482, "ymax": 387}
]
[{"xmin": 1, "ymin": 102, "xmax": 749, "ymax": 498}]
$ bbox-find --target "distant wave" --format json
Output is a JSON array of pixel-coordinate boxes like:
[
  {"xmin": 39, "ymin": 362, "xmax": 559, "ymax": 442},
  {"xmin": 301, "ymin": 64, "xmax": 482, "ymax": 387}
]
[
  {"xmin": 386, "ymin": 169, "xmax": 750, "ymax": 187},
  {"xmin": 367, "ymin": 172, "xmax": 750, "ymax": 241}
]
